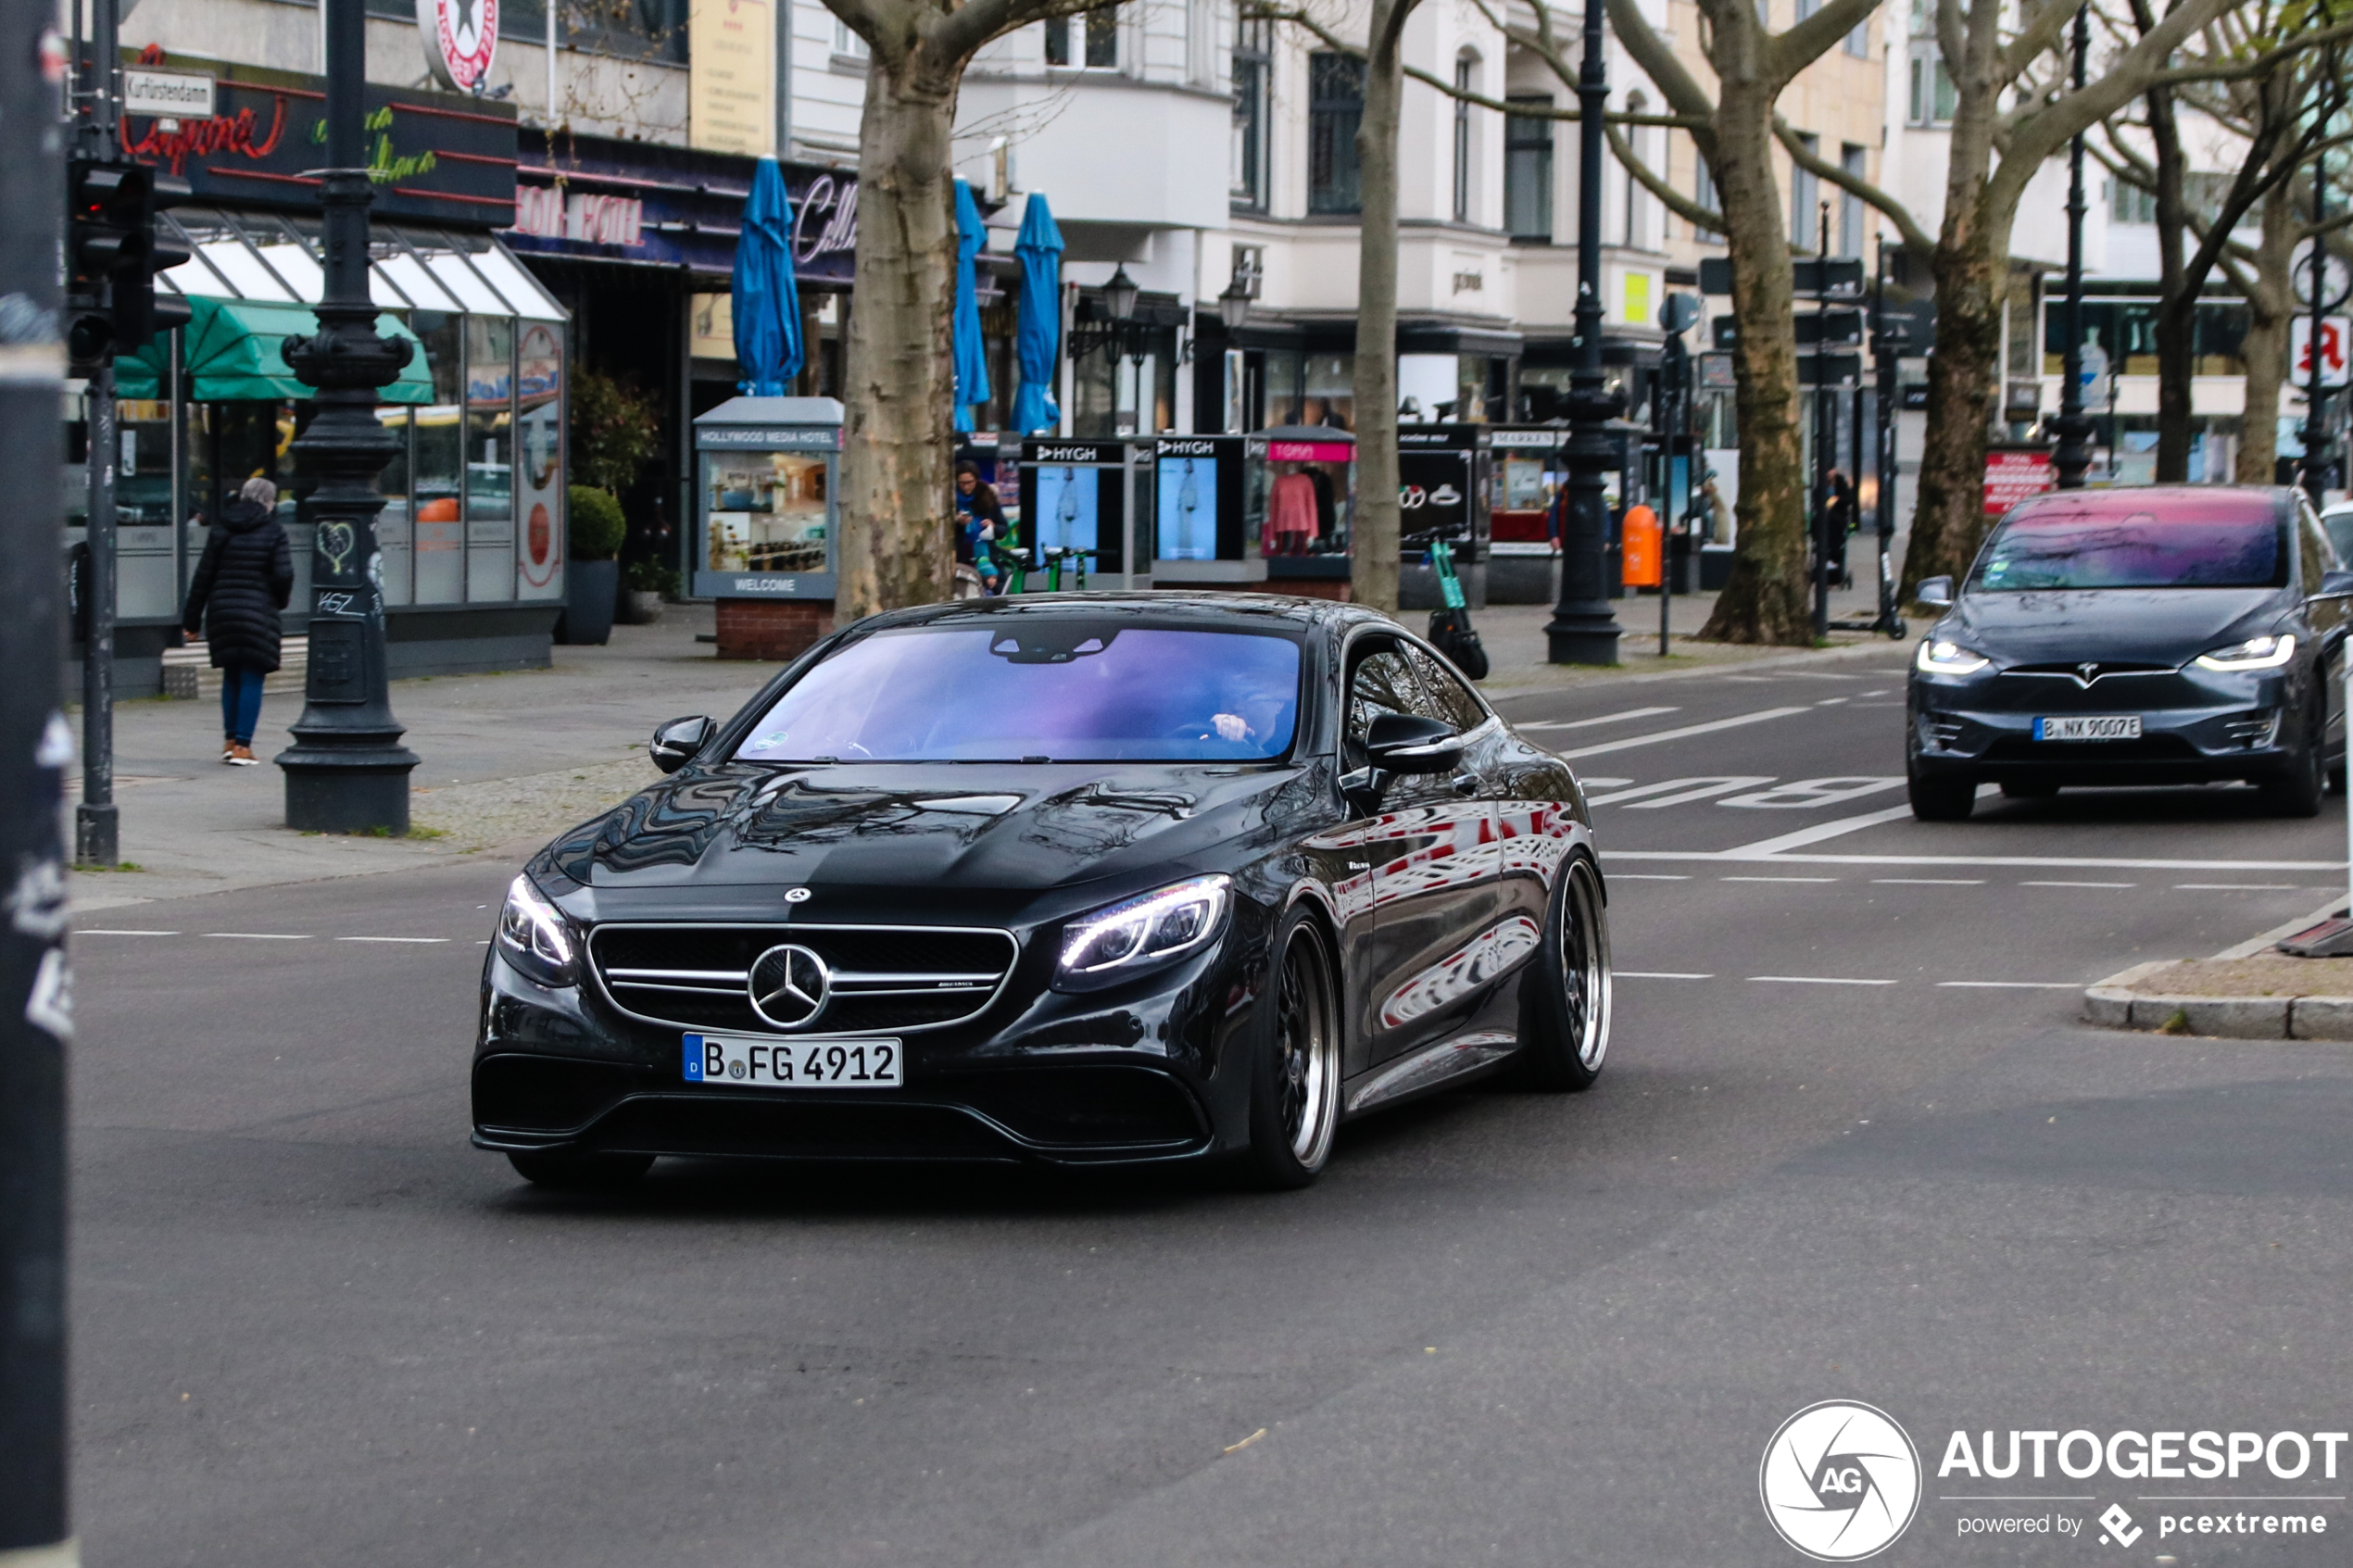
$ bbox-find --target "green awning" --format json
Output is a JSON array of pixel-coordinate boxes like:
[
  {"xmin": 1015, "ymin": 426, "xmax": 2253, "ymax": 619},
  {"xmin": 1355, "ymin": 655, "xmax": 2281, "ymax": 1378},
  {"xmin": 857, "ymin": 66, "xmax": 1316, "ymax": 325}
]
[{"xmin": 115, "ymin": 296, "xmax": 434, "ymax": 405}]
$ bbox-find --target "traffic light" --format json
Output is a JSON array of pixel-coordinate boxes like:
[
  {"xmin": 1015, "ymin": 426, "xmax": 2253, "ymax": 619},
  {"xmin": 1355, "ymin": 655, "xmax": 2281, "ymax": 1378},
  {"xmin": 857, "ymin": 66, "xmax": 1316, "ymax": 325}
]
[
  {"xmin": 63, "ymin": 159, "xmax": 194, "ymax": 370},
  {"xmin": 117, "ymin": 171, "xmax": 194, "ymax": 353}
]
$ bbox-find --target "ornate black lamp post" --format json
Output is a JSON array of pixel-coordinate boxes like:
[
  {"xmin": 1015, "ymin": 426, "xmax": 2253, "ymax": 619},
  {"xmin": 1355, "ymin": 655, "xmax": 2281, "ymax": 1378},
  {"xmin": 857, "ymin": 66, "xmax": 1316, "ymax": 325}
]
[
  {"xmin": 275, "ymin": 0, "xmax": 420, "ymax": 831},
  {"xmin": 2307, "ymin": 160, "xmax": 2337, "ymax": 509},
  {"xmin": 1544, "ymin": 0, "xmax": 1624, "ymax": 664},
  {"xmin": 2050, "ymin": 1, "xmax": 2096, "ymax": 490}
]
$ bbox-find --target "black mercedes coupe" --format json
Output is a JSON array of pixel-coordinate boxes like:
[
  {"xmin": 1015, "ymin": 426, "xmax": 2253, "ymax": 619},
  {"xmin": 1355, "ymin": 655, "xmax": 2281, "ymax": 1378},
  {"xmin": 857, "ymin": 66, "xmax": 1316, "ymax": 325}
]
[
  {"xmin": 1906, "ymin": 486, "xmax": 2352, "ymax": 821},
  {"xmin": 473, "ymin": 596, "xmax": 1609, "ymax": 1189}
]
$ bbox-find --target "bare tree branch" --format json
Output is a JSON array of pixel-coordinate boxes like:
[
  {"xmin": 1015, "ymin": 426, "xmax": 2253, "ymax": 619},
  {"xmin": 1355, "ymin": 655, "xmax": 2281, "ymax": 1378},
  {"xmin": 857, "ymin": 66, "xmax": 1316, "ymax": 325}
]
[
  {"xmin": 1605, "ymin": 120, "xmax": 1724, "ymax": 231},
  {"xmin": 1771, "ymin": 119, "xmax": 1933, "ymax": 253}
]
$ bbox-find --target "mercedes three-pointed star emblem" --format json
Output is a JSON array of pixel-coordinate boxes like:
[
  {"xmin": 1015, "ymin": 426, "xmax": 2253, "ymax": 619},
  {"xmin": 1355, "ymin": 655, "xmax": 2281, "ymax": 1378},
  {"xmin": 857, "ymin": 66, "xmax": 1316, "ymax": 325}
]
[{"xmin": 749, "ymin": 944, "xmax": 829, "ymax": 1028}]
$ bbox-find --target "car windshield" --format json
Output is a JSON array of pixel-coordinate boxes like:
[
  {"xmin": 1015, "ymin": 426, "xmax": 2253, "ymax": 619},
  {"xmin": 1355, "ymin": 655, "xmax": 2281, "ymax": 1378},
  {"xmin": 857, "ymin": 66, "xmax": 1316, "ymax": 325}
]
[
  {"xmin": 733, "ymin": 622, "xmax": 1304, "ymax": 763},
  {"xmin": 1969, "ymin": 493, "xmax": 2285, "ymax": 592}
]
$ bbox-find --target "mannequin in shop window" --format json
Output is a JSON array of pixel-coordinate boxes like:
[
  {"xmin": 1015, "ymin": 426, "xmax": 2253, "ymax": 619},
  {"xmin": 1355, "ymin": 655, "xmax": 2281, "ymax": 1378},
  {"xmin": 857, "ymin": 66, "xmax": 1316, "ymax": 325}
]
[{"xmin": 1265, "ymin": 463, "xmax": 1320, "ymax": 556}]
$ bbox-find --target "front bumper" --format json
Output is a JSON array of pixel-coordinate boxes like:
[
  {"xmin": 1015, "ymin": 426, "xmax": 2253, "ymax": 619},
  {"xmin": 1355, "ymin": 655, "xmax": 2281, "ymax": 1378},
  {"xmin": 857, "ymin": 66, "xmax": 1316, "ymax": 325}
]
[
  {"xmin": 471, "ymin": 928, "xmax": 1260, "ymax": 1168},
  {"xmin": 1909, "ymin": 667, "xmax": 2305, "ymax": 784}
]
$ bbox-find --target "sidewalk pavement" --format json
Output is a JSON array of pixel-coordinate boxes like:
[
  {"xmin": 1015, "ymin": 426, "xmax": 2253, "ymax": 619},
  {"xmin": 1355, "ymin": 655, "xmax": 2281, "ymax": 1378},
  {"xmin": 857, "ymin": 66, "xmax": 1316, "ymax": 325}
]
[{"xmin": 67, "ymin": 569, "xmax": 1917, "ymax": 914}]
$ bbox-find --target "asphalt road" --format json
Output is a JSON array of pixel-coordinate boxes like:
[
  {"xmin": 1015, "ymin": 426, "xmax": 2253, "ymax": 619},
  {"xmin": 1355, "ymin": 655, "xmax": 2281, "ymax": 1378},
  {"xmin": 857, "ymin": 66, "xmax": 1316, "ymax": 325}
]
[{"xmin": 72, "ymin": 642, "xmax": 2353, "ymax": 1567}]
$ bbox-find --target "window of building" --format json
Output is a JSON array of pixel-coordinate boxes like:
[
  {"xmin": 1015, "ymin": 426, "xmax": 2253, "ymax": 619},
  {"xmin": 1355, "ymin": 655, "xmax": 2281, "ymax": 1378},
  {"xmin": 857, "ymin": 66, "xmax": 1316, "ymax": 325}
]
[
  {"xmin": 2110, "ymin": 178, "xmax": 2158, "ymax": 224},
  {"xmin": 1840, "ymin": 144, "xmax": 1866, "ymax": 257},
  {"xmin": 1505, "ymin": 96, "xmax": 1554, "ymax": 241},
  {"xmin": 1791, "ymin": 132, "xmax": 1819, "ymax": 252},
  {"xmin": 1845, "ymin": 11, "xmax": 1870, "ymax": 55},
  {"xmin": 833, "ymin": 16, "xmax": 868, "ymax": 58},
  {"xmin": 1795, "ymin": 0, "xmax": 1819, "ymax": 18},
  {"xmin": 1308, "ymin": 52, "xmax": 1365, "ymax": 216},
  {"xmin": 1046, "ymin": 4, "xmax": 1119, "ymax": 68},
  {"xmin": 1621, "ymin": 92, "xmax": 1650, "ymax": 246},
  {"xmin": 1906, "ymin": 41, "xmax": 1955, "ymax": 124},
  {"xmin": 1453, "ymin": 55, "xmax": 1477, "ymax": 223},
  {"xmin": 1693, "ymin": 148, "xmax": 1721, "ymax": 240},
  {"xmin": 1232, "ymin": 16, "xmax": 1270, "ymax": 208}
]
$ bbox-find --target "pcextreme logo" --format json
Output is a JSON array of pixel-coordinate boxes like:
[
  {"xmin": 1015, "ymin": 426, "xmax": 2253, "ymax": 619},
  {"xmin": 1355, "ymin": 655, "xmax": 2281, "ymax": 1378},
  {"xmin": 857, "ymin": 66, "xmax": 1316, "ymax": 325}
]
[{"xmin": 1760, "ymin": 1401, "xmax": 1924, "ymax": 1562}]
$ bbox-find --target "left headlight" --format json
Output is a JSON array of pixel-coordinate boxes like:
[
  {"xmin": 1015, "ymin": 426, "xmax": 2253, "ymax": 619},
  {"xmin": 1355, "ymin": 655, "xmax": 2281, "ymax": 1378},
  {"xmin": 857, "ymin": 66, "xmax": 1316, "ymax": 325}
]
[
  {"xmin": 494, "ymin": 872, "xmax": 579, "ymax": 987},
  {"xmin": 1053, "ymin": 874, "xmax": 1232, "ymax": 993},
  {"xmin": 2195, "ymin": 633, "xmax": 2296, "ymax": 671},
  {"xmin": 1916, "ymin": 638, "xmax": 1992, "ymax": 675}
]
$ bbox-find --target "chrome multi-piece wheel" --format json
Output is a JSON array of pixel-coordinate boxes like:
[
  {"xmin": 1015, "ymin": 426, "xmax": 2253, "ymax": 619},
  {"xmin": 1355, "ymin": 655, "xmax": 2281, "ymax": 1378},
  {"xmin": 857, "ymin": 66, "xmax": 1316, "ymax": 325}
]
[
  {"xmin": 1518, "ymin": 853, "xmax": 1612, "ymax": 1091},
  {"xmin": 1246, "ymin": 912, "xmax": 1340, "ymax": 1187}
]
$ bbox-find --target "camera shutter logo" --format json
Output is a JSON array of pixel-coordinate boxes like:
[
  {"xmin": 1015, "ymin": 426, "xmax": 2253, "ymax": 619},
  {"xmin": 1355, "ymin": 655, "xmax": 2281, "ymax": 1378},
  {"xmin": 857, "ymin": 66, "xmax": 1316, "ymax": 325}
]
[
  {"xmin": 749, "ymin": 944, "xmax": 829, "ymax": 1028},
  {"xmin": 1759, "ymin": 1400, "xmax": 1921, "ymax": 1561}
]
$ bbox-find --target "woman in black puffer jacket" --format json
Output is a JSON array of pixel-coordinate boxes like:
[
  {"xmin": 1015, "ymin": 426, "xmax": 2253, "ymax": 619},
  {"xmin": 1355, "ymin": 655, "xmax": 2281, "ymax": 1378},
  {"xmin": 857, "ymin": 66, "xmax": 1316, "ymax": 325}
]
[{"xmin": 182, "ymin": 476, "xmax": 294, "ymax": 765}]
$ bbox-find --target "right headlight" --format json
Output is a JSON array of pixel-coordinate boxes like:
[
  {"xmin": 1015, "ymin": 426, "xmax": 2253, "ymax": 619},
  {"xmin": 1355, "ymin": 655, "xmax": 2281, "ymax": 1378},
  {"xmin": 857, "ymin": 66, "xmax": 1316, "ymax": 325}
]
[
  {"xmin": 494, "ymin": 873, "xmax": 579, "ymax": 988},
  {"xmin": 2195, "ymin": 633, "xmax": 2296, "ymax": 671},
  {"xmin": 1916, "ymin": 638, "xmax": 1992, "ymax": 675},
  {"xmin": 1053, "ymin": 874, "xmax": 1231, "ymax": 993}
]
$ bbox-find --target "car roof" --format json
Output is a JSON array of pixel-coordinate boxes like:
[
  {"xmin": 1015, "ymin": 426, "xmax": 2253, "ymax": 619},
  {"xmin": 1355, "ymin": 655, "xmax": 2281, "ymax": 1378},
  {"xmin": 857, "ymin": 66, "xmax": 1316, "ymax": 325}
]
[{"xmin": 856, "ymin": 593, "xmax": 1399, "ymax": 636}]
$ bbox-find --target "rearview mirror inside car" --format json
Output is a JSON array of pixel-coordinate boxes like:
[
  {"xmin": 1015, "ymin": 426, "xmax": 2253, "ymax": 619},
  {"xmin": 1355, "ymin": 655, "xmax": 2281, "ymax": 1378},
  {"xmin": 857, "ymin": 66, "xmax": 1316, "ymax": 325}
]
[
  {"xmin": 649, "ymin": 714, "xmax": 715, "ymax": 773},
  {"xmin": 1364, "ymin": 713, "xmax": 1464, "ymax": 775},
  {"xmin": 1915, "ymin": 575, "xmax": 1954, "ymax": 609}
]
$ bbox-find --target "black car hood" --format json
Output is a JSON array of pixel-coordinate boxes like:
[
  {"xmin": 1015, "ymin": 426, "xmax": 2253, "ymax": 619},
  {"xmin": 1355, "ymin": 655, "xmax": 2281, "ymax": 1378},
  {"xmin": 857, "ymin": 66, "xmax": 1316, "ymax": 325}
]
[
  {"xmin": 548, "ymin": 761, "xmax": 1318, "ymax": 897},
  {"xmin": 1944, "ymin": 587, "xmax": 2292, "ymax": 667}
]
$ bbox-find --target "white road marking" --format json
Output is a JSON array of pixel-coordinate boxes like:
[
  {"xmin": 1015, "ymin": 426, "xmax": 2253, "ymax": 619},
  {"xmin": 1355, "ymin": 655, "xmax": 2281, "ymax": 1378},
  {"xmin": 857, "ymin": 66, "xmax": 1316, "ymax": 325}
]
[
  {"xmin": 2020, "ymin": 880, "xmax": 2137, "ymax": 889},
  {"xmin": 1872, "ymin": 878, "xmax": 1984, "ymax": 885},
  {"xmin": 1719, "ymin": 777, "xmax": 1905, "ymax": 810},
  {"xmin": 1516, "ymin": 707, "xmax": 1680, "ymax": 733},
  {"xmin": 203, "ymin": 933, "xmax": 312, "ymax": 940},
  {"xmin": 335, "ymin": 936, "xmax": 451, "ymax": 944},
  {"xmin": 2174, "ymin": 883, "xmax": 2300, "ymax": 891},
  {"xmin": 1609, "ymin": 872, "xmax": 1693, "ymax": 880},
  {"xmin": 1861, "ymin": 689, "xmax": 1891, "ymax": 697},
  {"xmin": 1619, "ymin": 971, "xmax": 1713, "ymax": 979},
  {"xmin": 1710, "ymin": 803, "xmax": 1919, "ymax": 856},
  {"xmin": 1556, "ymin": 707, "xmax": 1812, "ymax": 760},
  {"xmin": 1815, "ymin": 696, "xmax": 1850, "ymax": 706},
  {"xmin": 76, "ymin": 928, "xmax": 179, "ymax": 936},
  {"xmin": 1578, "ymin": 777, "xmax": 1634, "ymax": 789},
  {"xmin": 1936, "ymin": 981, "xmax": 2083, "ymax": 989},
  {"xmin": 1721, "ymin": 875, "xmax": 1840, "ymax": 884},
  {"xmin": 1749, "ymin": 974, "xmax": 1899, "ymax": 986},
  {"xmin": 1588, "ymin": 775, "xmax": 1773, "ymax": 809},
  {"xmin": 1608, "ymin": 850, "xmax": 2345, "ymax": 871}
]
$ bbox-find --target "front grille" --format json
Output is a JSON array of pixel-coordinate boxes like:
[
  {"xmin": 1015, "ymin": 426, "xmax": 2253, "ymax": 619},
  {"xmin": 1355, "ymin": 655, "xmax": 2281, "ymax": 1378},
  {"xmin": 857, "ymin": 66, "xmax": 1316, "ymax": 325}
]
[
  {"xmin": 2001, "ymin": 661, "xmax": 2177, "ymax": 684},
  {"xmin": 588, "ymin": 923, "xmax": 1018, "ymax": 1036}
]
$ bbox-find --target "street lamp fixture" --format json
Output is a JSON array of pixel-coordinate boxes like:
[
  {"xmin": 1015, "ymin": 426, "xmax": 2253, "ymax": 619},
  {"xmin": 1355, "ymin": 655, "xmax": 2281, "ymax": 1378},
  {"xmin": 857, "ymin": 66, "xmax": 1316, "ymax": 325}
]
[
  {"xmin": 1216, "ymin": 278, "xmax": 1252, "ymax": 332},
  {"xmin": 1103, "ymin": 265, "xmax": 1140, "ymax": 324}
]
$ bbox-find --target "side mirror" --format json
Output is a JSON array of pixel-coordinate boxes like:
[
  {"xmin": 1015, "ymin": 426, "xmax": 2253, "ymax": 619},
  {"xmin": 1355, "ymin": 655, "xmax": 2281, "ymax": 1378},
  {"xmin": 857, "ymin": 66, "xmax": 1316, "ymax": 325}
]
[
  {"xmin": 1364, "ymin": 713, "xmax": 1463, "ymax": 775},
  {"xmin": 2318, "ymin": 569, "xmax": 2353, "ymax": 599},
  {"xmin": 1915, "ymin": 575, "xmax": 1954, "ymax": 609},
  {"xmin": 649, "ymin": 714, "xmax": 714, "ymax": 774}
]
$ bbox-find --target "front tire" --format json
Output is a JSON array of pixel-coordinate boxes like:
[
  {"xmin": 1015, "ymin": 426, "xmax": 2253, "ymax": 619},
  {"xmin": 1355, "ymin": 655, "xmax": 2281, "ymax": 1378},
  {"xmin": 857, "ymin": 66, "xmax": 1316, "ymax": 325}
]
[
  {"xmin": 1239, "ymin": 909, "xmax": 1341, "ymax": 1189},
  {"xmin": 1908, "ymin": 771, "xmax": 1975, "ymax": 821},
  {"xmin": 2259, "ymin": 715, "xmax": 2326, "ymax": 818},
  {"xmin": 1516, "ymin": 854, "xmax": 1611, "ymax": 1091},
  {"xmin": 506, "ymin": 1149, "xmax": 654, "ymax": 1189}
]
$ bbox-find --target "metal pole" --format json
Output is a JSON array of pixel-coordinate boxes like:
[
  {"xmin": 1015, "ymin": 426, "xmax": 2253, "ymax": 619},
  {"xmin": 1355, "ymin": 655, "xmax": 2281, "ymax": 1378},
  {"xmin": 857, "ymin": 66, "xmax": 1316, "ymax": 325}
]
[
  {"xmin": 1542, "ymin": 0, "xmax": 1623, "ymax": 664},
  {"xmin": 1873, "ymin": 241, "xmax": 1901, "ymax": 637},
  {"xmin": 0, "ymin": 0, "xmax": 76, "ymax": 1553},
  {"xmin": 2309, "ymin": 157, "xmax": 2334, "ymax": 511},
  {"xmin": 275, "ymin": 0, "xmax": 420, "ymax": 831},
  {"xmin": 75, "ymin": 0, "xmax": 118, "ymax": 867},
  {"xmin": 77, "ymin": 367, "xmax": 116, "ymax": 866},
  {"xmin": 1658, "ymin": 350, "xmax": 1674, "ymax": 658},
  {"xmin": 546, "ymin": 0, "xmax": 558, "ymax": 130},
  {"xmin": 1812, "ymin": 201, "xmax": 1831, "ymax": 641},
  {"xmin": 2051, "ymin": 2, "xmax": 2095, "ymax": 490}
]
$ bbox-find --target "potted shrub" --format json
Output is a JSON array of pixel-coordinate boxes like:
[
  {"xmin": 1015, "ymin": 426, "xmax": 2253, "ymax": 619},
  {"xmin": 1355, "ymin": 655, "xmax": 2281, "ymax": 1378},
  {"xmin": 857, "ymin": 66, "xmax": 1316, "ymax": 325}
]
[
  {"xmin": 559, "ymin": 485, "xmax": 625, "ymax": 645},
  {"xmin": 619, "ymin": 558, "xmax": 679, "ymax": 625}
]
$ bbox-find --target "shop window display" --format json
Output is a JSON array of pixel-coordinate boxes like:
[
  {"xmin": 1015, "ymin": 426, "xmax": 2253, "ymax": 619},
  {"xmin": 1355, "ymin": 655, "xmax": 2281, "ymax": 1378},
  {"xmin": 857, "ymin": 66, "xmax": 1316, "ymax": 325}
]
[{"xmin": 704, "ymin": 450, "xmax": 830, "ymax": 574}]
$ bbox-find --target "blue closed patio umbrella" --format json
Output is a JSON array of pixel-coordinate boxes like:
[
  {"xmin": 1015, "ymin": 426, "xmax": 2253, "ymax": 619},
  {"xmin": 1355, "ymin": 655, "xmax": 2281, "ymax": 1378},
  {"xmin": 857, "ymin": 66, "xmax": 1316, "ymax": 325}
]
[
  {"xmin": 952, "ymin": 179, "xmax": 991, "ymax": 433},
  {"xmin": 734, "ymin": 157, "xmax": 803, "ymax": 395},
  {"xmin": 1010, "ymin": 193, "xmax": 1063, "ymax": 435}
]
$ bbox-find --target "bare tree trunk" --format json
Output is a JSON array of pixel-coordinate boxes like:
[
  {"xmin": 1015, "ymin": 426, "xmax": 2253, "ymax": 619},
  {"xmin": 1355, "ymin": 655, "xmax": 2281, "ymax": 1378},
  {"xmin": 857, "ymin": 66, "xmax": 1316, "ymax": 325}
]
[
  {"xmin": 1351, "ymin": 0, "xmax": 1418, "ymax": 613},
  {"xmin": 836, "ymin": 60, "xmax": 960, "ymax": 620},
  {"xmin": 1697, "ymin": 77, "xmax": 1811, "ymax": 643},
  {"xmin": 2145, "ymin": 69, "xmax": 2194, "ymax": 483},
  {"xmin": 1906, "ymin": 238, "xmax": 2004, "ymax": 596},
  {"xmin": 2238, "ymin": 183, "xmax": 2296, "ymax": 483}
]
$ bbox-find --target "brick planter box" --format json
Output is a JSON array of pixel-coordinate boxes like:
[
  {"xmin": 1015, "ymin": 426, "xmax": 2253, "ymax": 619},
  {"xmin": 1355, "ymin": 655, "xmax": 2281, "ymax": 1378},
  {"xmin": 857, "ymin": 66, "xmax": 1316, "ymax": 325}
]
[{"xmin": 716, "ymin": 598, "xmax": 834, "ymax": 662}]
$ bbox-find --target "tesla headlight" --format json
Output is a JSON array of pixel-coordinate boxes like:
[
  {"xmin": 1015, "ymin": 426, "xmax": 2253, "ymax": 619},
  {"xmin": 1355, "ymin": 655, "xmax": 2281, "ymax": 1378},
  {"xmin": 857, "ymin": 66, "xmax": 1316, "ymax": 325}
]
[
  {"xmin": 2195, "ymin": 633, "xmax": 2296, "ymax": 671},
  {"xmin": 1054, "ymin": 874, "xmax": 1232, "ymax": 992},
  {"xmin": 1916, "ymin": 638, "xmax": 1991, "ymax": 675},
  {"xmin": 494, "ymin": 873, "xmax": 579, "ymax": 987}
]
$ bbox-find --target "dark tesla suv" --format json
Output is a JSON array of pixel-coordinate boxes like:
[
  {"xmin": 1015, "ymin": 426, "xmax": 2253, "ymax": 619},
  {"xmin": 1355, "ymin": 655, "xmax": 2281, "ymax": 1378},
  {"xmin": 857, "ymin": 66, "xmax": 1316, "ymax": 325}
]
[{"xmin": 1906, "ymin": 486, "xmax": 2351, "ymax": 820}]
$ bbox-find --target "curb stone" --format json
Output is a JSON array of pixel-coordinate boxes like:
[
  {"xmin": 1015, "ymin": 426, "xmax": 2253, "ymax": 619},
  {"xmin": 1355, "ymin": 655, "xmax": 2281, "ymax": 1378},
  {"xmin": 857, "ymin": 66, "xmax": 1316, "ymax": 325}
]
[{"xmin": 2082, "ymin": 959, "xmax": 2353, "ymax": 1041}]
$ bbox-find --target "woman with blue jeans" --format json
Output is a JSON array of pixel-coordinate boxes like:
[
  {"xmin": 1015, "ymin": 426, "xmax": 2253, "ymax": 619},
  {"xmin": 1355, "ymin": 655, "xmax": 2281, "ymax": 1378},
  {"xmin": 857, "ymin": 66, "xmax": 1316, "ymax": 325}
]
[{"xmin": 182, "ymin": 476, "xmax": 294, "ymax": 766}]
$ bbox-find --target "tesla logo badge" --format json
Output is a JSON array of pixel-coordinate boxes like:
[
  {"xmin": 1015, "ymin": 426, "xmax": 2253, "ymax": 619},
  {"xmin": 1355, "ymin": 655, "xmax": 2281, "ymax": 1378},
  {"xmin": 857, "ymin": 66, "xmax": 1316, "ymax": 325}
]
[
  {"xmin": 2077, "ymin": 662, "xmax": 2101, "ymax": 685},
  {"xmin": 749, "ymin": 944, "xmax": 829, "ymax": 1027}
]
